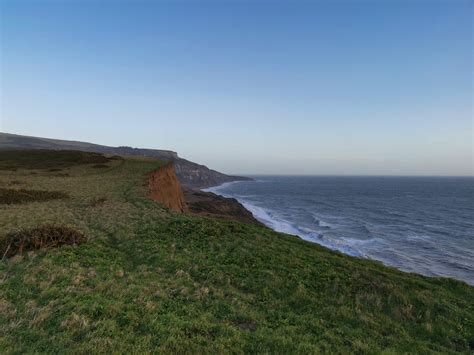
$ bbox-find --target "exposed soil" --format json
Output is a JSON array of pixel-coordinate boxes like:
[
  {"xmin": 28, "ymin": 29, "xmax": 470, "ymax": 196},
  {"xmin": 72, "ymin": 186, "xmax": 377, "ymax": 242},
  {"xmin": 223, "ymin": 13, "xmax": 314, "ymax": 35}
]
[{"xmin": 147, "ymin": 163, "xmax": 187, "ymax": 213}]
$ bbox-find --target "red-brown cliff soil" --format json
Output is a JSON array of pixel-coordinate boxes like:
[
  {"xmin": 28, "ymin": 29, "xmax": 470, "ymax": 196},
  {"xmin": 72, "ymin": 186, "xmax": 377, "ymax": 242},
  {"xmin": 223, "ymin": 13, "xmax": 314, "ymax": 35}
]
[{"xmin": 147, "ymin": 163, "xmax": 187, "ymax": 213}]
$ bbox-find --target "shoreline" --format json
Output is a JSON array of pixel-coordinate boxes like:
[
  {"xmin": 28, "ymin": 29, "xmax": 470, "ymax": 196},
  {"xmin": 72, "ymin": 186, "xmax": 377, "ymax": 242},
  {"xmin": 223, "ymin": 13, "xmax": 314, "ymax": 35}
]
[
  {"xmin": 183, "ymin": 180, "xmax": 263, "ymax": 225},
  {"xmin": 203, "ymin": 179, "xmax": 474, "ymax": 287}
]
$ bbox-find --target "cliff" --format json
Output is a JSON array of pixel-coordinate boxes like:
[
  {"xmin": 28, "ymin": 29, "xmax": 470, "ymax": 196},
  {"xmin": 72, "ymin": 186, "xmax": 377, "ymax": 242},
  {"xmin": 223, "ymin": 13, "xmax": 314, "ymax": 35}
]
[
  {"xmin": 174, "ymin": 158, "xmax": 250, "ymax": 189},
  {"xmin": 184, "ymin": 190, "xmax": 263, "ymax": 226},
  {"xmin": 0, "ymin": 132, "xmax": 251, "ymax": 189},
  {"xmin": 148, "ymin": 162, "xmax": 261, "ymax": 224},
  {"xmin": 147, "ymin": 163, "xmax": 187, "ymax": 213}
]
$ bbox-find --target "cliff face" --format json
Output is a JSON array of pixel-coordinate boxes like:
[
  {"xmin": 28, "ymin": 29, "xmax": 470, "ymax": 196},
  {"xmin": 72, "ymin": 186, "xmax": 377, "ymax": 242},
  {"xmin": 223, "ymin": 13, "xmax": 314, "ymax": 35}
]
[{"xmin": 147, "ymin": 163, "xmax": 187, "ymax": 213}]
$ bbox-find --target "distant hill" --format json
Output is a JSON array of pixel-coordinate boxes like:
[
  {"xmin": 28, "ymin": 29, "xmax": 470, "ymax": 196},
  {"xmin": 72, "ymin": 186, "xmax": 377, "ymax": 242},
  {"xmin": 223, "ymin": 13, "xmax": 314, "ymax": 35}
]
[{"xmin": 0, "ymin": 132, "xmax": 250, "ymax": 189}]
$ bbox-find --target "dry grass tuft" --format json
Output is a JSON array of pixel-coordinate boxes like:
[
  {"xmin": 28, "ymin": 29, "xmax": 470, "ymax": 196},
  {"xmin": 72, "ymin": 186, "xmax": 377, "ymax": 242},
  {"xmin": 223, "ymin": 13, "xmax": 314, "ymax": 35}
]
[
  {"xmin": 89, "ymin": 197, "xmax": 107, "ymax": 207},
  {"xmin": 0, "ymin": 188, "xmax": 69, "ymax": 204},
  {"xmin": 60, "ymin": 312, "xmax": 90, "ymax": 331},
  {"xmin": 1, "ymin": 225, "xmax": 87, "ymax": 259}
]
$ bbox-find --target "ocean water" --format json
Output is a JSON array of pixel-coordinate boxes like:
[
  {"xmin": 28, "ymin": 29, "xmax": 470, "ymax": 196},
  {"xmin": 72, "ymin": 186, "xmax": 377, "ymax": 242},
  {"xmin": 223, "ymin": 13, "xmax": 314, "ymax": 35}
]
[{"xmin": 204, "ymin": 176, "xmax": 474, "ymax": 285}]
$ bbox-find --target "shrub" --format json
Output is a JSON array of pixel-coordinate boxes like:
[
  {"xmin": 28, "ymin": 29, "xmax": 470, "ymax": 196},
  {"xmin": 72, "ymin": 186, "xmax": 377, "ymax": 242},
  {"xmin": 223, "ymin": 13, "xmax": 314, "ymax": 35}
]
[
  {"xmin": 1, "ymin": 225, "xmax": 87, "ymax": 259},
  {"xmin": 0, "ymin": 150, "xmax": 114, "ymax": 170},
  {"xmin": 0, "ymin": 188, "xmax": 69, "ymax": 204},
  {"xmin": 53, "ymin": 173, "xmax": 70, "ymax": 177}
]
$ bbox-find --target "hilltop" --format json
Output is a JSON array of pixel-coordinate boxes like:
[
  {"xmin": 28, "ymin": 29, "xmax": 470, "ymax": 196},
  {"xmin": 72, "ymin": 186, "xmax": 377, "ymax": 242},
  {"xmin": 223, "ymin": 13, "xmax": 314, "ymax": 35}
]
[
  {"xmin": 0, "ymin": 132, "xmax": 250, "ymax": 189},
  {"xmin": 0, "ymin": 150, "xmax": 473, "ymax": 353}
]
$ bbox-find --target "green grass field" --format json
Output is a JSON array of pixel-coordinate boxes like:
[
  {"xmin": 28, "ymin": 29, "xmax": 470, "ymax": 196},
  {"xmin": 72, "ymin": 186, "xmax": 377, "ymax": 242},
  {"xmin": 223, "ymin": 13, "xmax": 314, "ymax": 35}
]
[{"xmin": 0, "ymin": 150, "xmax": 473, "ymax": 353}]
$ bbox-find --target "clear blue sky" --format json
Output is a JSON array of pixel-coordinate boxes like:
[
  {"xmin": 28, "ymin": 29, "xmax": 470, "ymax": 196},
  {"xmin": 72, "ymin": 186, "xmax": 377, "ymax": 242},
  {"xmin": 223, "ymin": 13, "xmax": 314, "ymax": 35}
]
[{"xmin": 1, "ymin": 0, "xmax": 472, "ymax": 176}]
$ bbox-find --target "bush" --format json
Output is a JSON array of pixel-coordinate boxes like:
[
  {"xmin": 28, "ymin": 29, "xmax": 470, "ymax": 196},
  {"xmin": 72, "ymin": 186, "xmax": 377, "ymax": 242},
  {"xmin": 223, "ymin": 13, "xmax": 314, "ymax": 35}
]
[
  {"xmin": 0, "ymin": 150, "xmax": 114, "ymax": 170},
  {"xmin": 0, "ymin": 188, "xmax": 69, "ymax": 204},
  {"xmin": 1, "ymin": 225, "xmax": 87, "ymax": 259}
]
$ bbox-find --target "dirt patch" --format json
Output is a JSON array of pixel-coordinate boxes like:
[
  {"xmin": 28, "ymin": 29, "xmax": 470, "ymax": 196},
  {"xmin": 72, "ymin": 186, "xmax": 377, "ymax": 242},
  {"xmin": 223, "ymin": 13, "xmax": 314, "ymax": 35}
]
[
  {"xmin": 91, "ymin": 164, "xmax": 109, "ymax": 169},
  {"xmin": 1, "ymin": 225, "xmax": 87, "ymax": 259},
  {"xmin": 0, "ymin": 188, "xmax": 69, "ymax": 204}
]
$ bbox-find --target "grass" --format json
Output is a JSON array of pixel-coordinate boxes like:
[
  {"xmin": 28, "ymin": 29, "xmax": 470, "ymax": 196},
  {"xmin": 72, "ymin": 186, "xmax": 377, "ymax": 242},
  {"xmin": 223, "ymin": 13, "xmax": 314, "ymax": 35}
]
[{"xmin": 0, "ymin": 150, "xmax": 473, "ymax": 353}]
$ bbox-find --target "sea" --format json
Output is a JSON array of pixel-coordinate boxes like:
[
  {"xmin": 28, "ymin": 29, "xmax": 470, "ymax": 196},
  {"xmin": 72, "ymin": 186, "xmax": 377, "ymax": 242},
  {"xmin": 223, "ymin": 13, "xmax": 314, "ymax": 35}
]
[{"xmin": 204, "ymin": 176, "xmax": 474, "ymax": 285}]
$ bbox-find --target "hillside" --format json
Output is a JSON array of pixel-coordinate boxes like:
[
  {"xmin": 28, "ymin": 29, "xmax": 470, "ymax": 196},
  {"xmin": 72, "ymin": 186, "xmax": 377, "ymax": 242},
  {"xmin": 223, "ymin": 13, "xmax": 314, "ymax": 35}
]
[
  {"xmin": 0, "ymin": 132, "xmax": 250, "ymax": 189},
  {"xmin": 0, "ymin": 150, "xmax": 473, "ymax": 353}
]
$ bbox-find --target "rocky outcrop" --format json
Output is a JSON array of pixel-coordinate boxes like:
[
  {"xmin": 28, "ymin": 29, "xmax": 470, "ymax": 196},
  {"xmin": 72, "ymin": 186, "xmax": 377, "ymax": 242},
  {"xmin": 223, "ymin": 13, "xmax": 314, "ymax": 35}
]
[
  {"xmin": 147, "ymin": 163, "xmax": 187, "ymax": 213},
  {"xmin": 184, "ymin": 190, "xmax": 263, "ymax": 226},
  {"xmin": 0, "ymin": 132, "xmax": 251, "ymax": 189},
  {"xmin": 174, "ymin": 158, "xmax": 251, "ymax": 189}
]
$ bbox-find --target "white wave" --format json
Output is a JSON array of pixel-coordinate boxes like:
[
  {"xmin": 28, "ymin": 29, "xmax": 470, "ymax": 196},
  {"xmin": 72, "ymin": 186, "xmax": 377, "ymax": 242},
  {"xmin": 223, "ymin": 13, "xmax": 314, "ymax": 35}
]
[
  {"xmin": 239, "ymin": 201, "xmax": 300, "ymax": 236},
  {"xmin": 318, "ymin": 220, "xmax": 332, "ymax": 228},
  {"xmin": 406, "ymin": 234, "xmax": 433, "ymax": 242},
  {"xmin": 210, "ymin": 186, "xmax": 367, "ymax": 258},
  {"xmin": 203, "ymin": 180, "xmax": 242, "ymax": 194}
]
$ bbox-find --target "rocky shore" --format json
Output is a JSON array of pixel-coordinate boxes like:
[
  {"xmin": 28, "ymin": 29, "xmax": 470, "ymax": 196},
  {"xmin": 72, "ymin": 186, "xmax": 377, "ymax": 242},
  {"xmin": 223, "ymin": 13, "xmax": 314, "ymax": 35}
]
[{"xmin": 184, "ymin": 190, "xmax": 263, "ymax": 226}]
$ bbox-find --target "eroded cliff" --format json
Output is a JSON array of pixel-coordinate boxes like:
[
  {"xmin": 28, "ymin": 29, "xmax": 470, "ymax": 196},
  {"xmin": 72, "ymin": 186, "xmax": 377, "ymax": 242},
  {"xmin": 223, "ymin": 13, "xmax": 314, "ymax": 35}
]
[{"xmin": 147, "ymin": 163, "xmax": 187, "ymax": 213}]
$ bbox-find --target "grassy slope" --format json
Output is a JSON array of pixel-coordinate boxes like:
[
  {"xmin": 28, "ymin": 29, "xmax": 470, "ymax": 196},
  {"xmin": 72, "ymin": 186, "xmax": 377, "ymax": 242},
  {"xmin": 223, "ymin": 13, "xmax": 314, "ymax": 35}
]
[{"xmin": 0, "ymin": 153, "xmax": 473, "ymax": 353}]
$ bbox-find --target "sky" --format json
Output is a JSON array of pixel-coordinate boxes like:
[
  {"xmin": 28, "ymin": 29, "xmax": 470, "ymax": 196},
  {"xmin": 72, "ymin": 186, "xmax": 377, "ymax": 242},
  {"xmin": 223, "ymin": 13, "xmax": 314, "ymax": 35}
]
[{"xmin": 0, "ymin": 0, "xmax": 472, "ymax": 176}]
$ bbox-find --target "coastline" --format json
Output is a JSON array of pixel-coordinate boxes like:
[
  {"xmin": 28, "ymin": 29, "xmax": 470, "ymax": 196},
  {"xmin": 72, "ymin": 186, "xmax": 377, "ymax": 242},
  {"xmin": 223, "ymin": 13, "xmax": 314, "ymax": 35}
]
[
  {"xmin": 203, "ymin": 180, "xmax": 362, "ymax": 255},
  {"xmin": 203, "ymin": 178, "xmax": 474, "ymax": 286},
  {"xmin": 183, "ymin": 179, "xmax": 263, "ymax": 225},
  {"xmin": 203, "ymin": 179, "xmax": 364, "ymax": 257}
]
